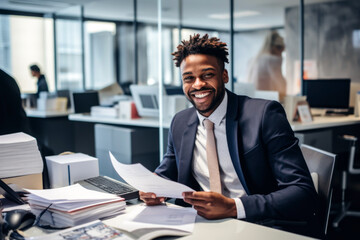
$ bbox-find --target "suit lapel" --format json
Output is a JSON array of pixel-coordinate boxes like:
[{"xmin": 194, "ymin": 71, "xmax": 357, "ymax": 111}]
[
  {"xmin": 178, "ymin": 110, "xmax": 198, "ymax": 187},
  {"xmin": 226, "ymin": 91, "xmax": 250, "ymax": 194}
]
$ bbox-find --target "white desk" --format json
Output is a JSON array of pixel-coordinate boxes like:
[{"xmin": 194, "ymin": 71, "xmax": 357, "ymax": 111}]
[
  {"xmin": 103, "ymin": 203, "xmax": 314, "ymax": 240},
  {"xmin": 69, "ymin": 113, "xmax": 171, "ymax": 128},
  {"xmin": 69, "ymin": 113, "xmax": 360, "ymax": 132},
  {"xmin": 22, "ymin": 204, "xmax": 313, "ymax": 240},
  {"xmin": 180, "ymin": 216, "xmax": 313, "ymax": 240},
  {"xmin": 26, "ymin": 109, "xmax": 73, "ymax": 118},
  {"xmin": 291, "ymin": 115, "xmax": 360, "ymax": 132}
]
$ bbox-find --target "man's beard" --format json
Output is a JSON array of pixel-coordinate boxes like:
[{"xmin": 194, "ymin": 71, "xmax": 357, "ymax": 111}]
[{"xmin": 187, "ymin": 86, "xmax": 225, "ymax": 115}]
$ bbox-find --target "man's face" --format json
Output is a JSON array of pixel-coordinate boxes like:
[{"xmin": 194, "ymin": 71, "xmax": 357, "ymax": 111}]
[
  {"xmin": 30, "ymin": 70, "xmax": 36, "ymax": 77},
  {"xmin": 180, "ymin": 54, "xmax": 228, "ymax": 117}
]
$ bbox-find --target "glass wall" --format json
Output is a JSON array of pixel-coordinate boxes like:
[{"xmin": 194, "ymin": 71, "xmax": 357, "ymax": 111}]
[
  {"xmin": 84, "ymin": 21, "xmax": 116, "ymax": 90},
  {"xmin": 303, "ymin": 0, "xmax": 360, "ymax": 107},
  {"xmin": 0, "ymin": 14, "xmax": 54, "ymax": 93},
  {"xmin": 233, "ymin": 0, "xmax": 300, "ymax": 100},
  {"xmin": 55, "ymin": 6, "xmax": 83, "ymax": 91}
]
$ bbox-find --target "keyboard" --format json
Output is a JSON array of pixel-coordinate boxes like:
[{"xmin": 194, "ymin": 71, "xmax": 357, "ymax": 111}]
[{"xmin": 79, "ymin": 176, "xmax": 139, "ymax": 201}]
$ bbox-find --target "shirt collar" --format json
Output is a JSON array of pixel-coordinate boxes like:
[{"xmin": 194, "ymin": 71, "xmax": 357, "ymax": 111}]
[{"xmin": 196, "ymin": 91, "xmax": 228, "ymax": 127}]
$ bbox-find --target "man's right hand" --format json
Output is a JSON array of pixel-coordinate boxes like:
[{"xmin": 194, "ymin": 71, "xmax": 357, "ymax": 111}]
[{"xmin": 139, "ymin": 191, "xmax": 166, "ymax": 206}]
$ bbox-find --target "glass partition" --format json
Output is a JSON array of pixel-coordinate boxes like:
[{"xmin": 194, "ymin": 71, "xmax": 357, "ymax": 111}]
[
  {"xmin": 83, "ymin": 0, "xmax": 135, "ymax": 86},
  {"xmin": 181, "ymin": 0, "xmax": 231, "ymax": 84},
  {"xmin": 303, "ymin": 0, "xmax": 360, "ymax": 107},
  {"xmin": 233, "ymin": 0, "xmax": 300, "ymax": 100},
  {"xmin": 84, "ymin": 21, "xmax": 116, "ymax": 90},
  {"xmin": 0, "ymin": 14, "xmax": 54, "ymax": 93},
  {"xmin": 55, "ymin": 5, "xmax": 83, "ymax": 91}
]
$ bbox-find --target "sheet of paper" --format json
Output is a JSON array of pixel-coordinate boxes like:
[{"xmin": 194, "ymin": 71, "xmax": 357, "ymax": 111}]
[
  {"xmin": 25, "ymin": 184, "xmax": 119, "ymax": 201},
  {"xmin": 2, "ymin": 204, "xmax": 31, "ymax": 212},
  {"xmin": 109, "ymin": 152, "xmax": 194, "ymax": 199},
  {"xmin": 104, "ymin": 204, "xmax": 196, "ymax": 233}
]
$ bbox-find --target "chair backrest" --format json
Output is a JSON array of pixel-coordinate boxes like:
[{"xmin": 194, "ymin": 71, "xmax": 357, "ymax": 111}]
[{"xmin": 301, "ymin": 144, "xmax": 336, "ymax": 236}]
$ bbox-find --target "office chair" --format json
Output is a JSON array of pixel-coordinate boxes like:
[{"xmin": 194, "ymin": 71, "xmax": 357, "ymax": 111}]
[
  {"xmin": 332, "ymin": 135, "xmax": 360, "ymax": 228},
  {"xmin": 259, "ymin": 144, "xmax": 336, "ymax": 238},
  {"xmin": 301, "ymin": 144, "xmax": 336, "ymax": 237}
]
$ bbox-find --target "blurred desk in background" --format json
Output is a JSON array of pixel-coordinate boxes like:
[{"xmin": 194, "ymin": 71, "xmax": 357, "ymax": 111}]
[
  {"xmin": 25, "ymin": 109, "xmax": 75, "ymax": 155},
  {"xmin": 292, "ymin": 115, "xmax": 360, "ymax": 153}
]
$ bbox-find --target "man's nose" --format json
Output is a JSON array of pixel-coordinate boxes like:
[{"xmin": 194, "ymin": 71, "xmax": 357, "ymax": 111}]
[{"xmin": 192, "ymin": 77, "xmax": 205, "ymax": 89}]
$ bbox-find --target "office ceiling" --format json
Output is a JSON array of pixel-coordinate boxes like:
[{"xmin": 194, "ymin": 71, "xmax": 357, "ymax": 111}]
[{"xmin": 0, "ymin": 0, "xmax": 343, "ymax": 30}]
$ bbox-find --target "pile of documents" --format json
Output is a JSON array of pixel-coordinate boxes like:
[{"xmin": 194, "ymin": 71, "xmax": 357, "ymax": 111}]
[
  {"xmin": 26, "ymin": 184, "xmax": 126, "ymax": 228},
  {"xmin": 0, "ymin": 132, "xmax": 43, "ymax": 178}
]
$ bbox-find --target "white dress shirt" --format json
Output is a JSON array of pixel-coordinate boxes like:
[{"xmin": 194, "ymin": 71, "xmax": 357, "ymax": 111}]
[{"xmin": 192, "ymin": 92, "xmax": 247, "ymax": 219}]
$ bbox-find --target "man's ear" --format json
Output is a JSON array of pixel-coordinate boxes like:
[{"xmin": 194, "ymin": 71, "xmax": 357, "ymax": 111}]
[{"xmin": 222, "ymin": 69, "xmax": 229, "ymax": 84}]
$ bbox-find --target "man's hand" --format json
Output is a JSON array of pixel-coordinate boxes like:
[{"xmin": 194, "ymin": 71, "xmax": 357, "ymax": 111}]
[
  {"xmin": 139, "ymin": 191, "xmax": 166, "ymax": 206},
  {"xmin": 182, "ymin": 191, "xmax": 237, "ymax": 219}
]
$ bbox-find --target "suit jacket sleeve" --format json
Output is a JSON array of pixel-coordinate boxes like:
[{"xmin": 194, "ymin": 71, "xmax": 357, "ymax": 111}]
[
  {"xmin": 240, "ymin": 101, "xmax": 318, "ymax": 221},
  {"xmin": 155, "ymin": 119, "xmax": 178, "ymax": 181}
]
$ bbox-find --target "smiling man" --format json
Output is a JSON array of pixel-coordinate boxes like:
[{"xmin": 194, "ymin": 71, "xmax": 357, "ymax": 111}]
[{"xmin": 139, "ymin": 34, "xmax": 319, "ymax": 237}]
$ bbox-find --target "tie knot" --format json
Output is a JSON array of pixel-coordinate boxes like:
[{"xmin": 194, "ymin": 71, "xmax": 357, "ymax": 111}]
[{"xmin": 203, "ymin": 119, "xmax": 214, "ymax": 130}]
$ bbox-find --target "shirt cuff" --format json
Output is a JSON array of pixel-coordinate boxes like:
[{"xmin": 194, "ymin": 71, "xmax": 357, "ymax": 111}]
[{"xmin": 233, "ymin": 197, "xmax": 246, "ymax": 219}]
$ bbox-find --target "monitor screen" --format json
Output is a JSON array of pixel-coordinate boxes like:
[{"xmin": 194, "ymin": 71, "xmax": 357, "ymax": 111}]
[
  {"xmin": 130, "ymin": 85, "xmax": 160, "ymax": 117},
  {"xmin": 139, "ymin": 94, "xmax": 158, "ymax": 109},
  {"xmin": 303, "ymin": 79, "xmax": 350, "ymax": 109},
  {"xmin": 72, "ymin": 91, "xmax": 99, "ymax": 113}
]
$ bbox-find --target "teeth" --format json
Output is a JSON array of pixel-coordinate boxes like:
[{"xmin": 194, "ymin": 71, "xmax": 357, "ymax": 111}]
[{"xmin": 194, "ymin": 92, "xmax": 210, "ymax": 98}]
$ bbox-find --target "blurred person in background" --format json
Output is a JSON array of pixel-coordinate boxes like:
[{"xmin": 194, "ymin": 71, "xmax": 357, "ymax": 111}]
[
  {"xmin": 29, "ymin": 64, "xmax": 48, "ymax": 98},
  {"xmin": 247, "ymin": 31, "xmax": 287, "ymax": 101}
]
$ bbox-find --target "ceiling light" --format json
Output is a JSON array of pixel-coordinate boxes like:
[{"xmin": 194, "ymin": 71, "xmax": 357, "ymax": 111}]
[{"xmin": 209, "ymin": 11, "xmax": 260, "ymax": 20}]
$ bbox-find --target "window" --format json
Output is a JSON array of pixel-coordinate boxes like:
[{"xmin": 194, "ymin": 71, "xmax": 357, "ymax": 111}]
[
  {"xmin": 0, "ymin": 15, "xmax": 54, "ymax": 93},
  {"xmin": 84, "ymin": 21, "xmax": 116, "ymax": 90}
]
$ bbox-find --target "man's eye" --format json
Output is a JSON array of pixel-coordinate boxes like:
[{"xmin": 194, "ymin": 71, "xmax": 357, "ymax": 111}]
[
  {"xmin": 183, "ymin": 76, "xmax": 194, "ymax": 82},
  {"xmin": 204, "ymin": 73, "xmax": 214, "ymax": 78}
]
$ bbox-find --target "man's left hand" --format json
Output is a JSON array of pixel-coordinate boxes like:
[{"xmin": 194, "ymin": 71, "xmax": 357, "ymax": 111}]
[{"xmin": 182, "ymin": 191, "xmax": 237, "ymax": 219}]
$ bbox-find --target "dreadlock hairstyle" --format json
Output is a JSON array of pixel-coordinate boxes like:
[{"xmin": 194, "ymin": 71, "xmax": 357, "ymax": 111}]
[{"xmin": 172, "ymin": 34, "xmax": 229, "ymax": 70}]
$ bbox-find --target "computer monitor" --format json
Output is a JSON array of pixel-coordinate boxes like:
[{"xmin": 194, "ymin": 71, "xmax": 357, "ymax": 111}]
[
  {"xmin": 164, "ymin": 85, "xmax": 184, "ymax": 95},
  {"xmin": 130, "ymin": 85, "xmax": 159, "ymax": 117},
  {"xmin": 72, "ymin": 91, "xmax": 100, "ymax": 114},
  {"xmin": 56, "ymin": 89, "xmax": 71, "ymax": 109},
  {"xmin": 303, "ymin": 79, "xmax": 350, "ymax": 110}
]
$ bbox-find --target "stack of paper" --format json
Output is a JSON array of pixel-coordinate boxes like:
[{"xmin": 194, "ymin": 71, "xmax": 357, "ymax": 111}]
[
  {"xmin": 0, "ymin": 132, "xmax": 43, "ymax": 178},
  {"xmin": 26, "ymin": 184, "xmax": 126, "ymax": 228}
]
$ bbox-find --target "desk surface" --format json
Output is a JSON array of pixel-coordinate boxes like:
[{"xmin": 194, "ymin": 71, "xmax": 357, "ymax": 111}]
[
  {"xmin": 102, "ymin": 203, "xmax": 314, "ymax": 240},
  {"xmin": 180, "ymin": 216, "xmax": 313, "ymax": 240},
  {"xmin": 69, "ymin": 113, "xmax": 171, "ymax": 128},
  {"xmin": 291, "ymin": 115, "xmax": 360, "ymax": 131},
  {"xmin": 69, "ymin": 113, "xmax": 360, "ymax": 132},
  {"xmin": 26, "ymin": 109, "xmax": 73, "ymax": 118}
]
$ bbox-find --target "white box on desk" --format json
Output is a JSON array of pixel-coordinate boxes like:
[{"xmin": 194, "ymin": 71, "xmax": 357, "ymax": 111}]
[{"xmin": 45, "ymin": 153, "xmax": 99, "ymax": 188}]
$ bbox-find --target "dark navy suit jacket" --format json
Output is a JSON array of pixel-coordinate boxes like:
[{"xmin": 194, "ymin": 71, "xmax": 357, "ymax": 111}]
[{"xmin": 155, "ymin": 90, "xmax": 318, "ymax": 222}]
